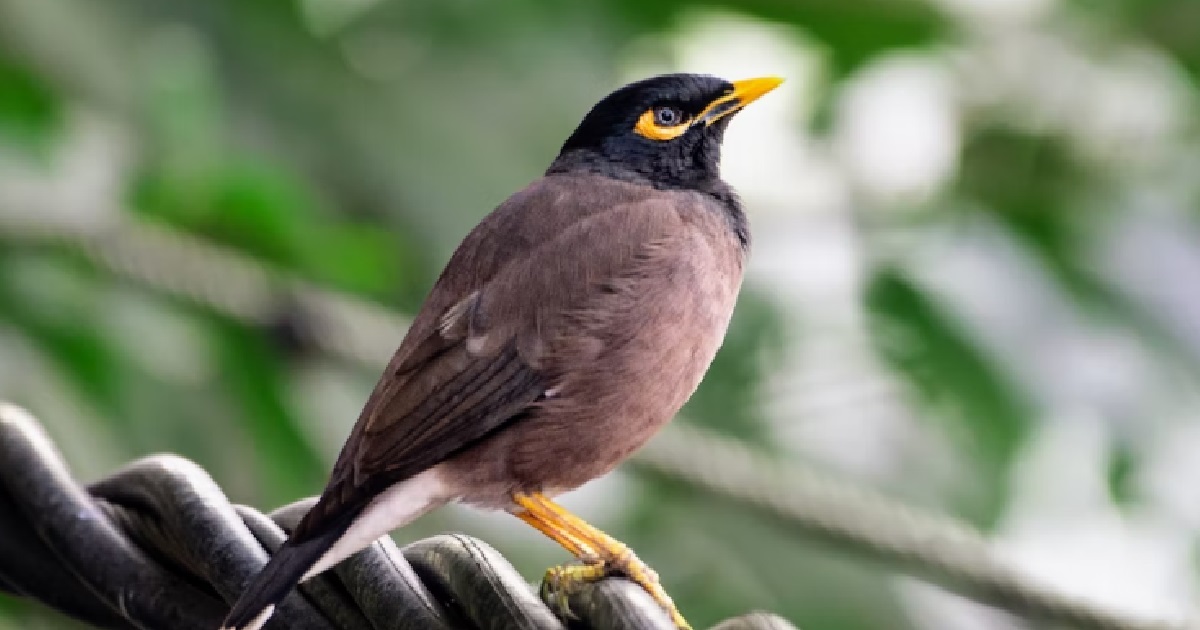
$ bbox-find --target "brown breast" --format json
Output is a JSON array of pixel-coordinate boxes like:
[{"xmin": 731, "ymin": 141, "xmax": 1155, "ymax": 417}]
[{"xmin": 448, "ymin": 186, "xmax": 746, "ymax": 501}]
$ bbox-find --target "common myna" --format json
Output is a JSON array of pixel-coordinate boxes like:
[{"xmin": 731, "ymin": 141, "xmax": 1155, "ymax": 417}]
[{"xmin": 221, "ymin": 72, "xmax": 783, "ymax": 630}]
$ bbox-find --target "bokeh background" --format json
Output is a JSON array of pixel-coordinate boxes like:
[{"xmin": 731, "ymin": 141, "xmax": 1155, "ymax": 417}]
[{"xmin": 2, "ymin": 0, "xmax": 1200, "ymax": 628}]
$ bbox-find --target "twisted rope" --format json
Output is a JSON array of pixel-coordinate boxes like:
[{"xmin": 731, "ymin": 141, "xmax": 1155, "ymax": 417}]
[
  {"xmin": 0, "ymin": 403, "xmax": 792, "ymax": 630},
  {"xmin": 0, "ymin": 213, "xmax": 1193, "ymax": 630}
]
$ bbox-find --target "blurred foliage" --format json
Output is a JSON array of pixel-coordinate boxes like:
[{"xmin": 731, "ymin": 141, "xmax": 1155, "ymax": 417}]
[
  {"xmin": 866, "ymin": 267, "xmax": 1029, "ymax": 526},
  {"xmin": 613, "ymin": 0, "xmax": 947, "ymax": 77},
  {"xmin": 2, "ymin": 0, "xmax": 1200, "ymax": 629},
  {"xmin": 0, "ymin": 56, "xmax": 59, "ymax": 159}
]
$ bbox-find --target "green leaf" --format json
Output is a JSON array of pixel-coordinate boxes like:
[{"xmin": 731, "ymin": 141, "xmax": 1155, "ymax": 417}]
[
  {"xmin": 211, "ymin": 318, "xmax": 325, "ymax": 503},
  {"xmin": 0, "ymin": 251, "xmax": 122, "ymax": 416},
  {"xmin": 210, "ymin": 163, "xmax": 316, "ymax": 256},
  {"xmin": 1106, "ymin": 440, "xmax": 1138, "ymax": 509},
  {"xmin": 293, "ymin": 222, "xmax": 404, "ymax": 299},
  {"xmin": 0, "ymin": 56, "xmax": 61, "ymax": 158},
  {"xmin": 865, "ymin": 266, "xmax": 1031, "ymax": 526},
  {"xmin": 131, "ymin": 160, "xmax": 318, "ymax": 263},
  {"xmin": 133, "ymin": 159, "xmax": 424, "ymax": 302}
]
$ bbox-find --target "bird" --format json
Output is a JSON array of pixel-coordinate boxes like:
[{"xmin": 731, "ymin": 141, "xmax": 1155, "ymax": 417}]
[{"xmin": 220, "ymin": 72, "xmax": 782, "ymax": 630}]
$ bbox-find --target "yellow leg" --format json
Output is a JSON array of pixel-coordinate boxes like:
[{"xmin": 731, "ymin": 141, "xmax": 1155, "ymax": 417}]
[
  {"xmin": 513, "ymin": 492, "xmax": 691, "ymax": 630},
  {"xmin": 515, "ymin": 510, "xmax": 598, "ymax": 561}
]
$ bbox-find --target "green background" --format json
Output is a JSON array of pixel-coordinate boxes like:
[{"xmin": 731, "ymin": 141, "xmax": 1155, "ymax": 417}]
[{"xmin": 2, "ymin": 0, "xmax": 1199, "ymax": 628}]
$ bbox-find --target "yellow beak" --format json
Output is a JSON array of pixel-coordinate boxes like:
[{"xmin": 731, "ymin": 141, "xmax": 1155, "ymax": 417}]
[{"xmin": 697, "ymin": 76, "xmax": 785, "ymax": 126}]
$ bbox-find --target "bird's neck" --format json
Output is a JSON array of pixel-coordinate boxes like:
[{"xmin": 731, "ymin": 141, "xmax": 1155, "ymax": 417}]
[
  {"xmin": 545, "ymin": 155, "xmax": 750, "ymax": 252},
  {"xmin": 547, "ymin": 145, "xmax": 722, "ymax": 191}
]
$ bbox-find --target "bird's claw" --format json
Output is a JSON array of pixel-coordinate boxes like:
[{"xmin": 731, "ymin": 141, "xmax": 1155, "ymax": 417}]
[
  {"xmin": 539, "ymin": 556, "xmax": 692, "ymax": 630},
  {"xmin": 609, "ymin": 554, "xmax": 690, "ymax": 630},
  {"xmin": 540, "ymin": 563, "xmax": 607, "ymax": 621}
]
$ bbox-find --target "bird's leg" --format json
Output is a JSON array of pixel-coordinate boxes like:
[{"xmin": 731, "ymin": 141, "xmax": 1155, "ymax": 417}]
[
  {"xmin": 515, "ymin": 510, "xmax": 600, "ymax": 562},
  {"xmin": 515, "ymin": 508, "xmax": 606, "ymax": 619},
  {"xmin": 512, "ymin": 492, "xmax": 691, "ymax": 630}
]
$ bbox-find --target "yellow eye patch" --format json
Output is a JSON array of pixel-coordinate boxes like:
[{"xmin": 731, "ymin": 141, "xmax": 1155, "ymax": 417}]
[{"xmin": 634, "ymin": 107, "xmax": 692, "ymax": 141}]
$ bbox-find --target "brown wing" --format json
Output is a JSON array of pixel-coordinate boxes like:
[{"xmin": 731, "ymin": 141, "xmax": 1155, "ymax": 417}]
[{"xmin": 291, "ymin": 174, "xmax": 680, "ymax": 540}]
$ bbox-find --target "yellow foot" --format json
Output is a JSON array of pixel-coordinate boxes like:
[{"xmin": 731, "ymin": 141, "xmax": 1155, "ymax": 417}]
[
  {"xmin": 539, "ymin": 557, "xmax": 691, "ymax": 629},
  {"xmin": 539, "ymin": 563, "xmax": 607, "ymax": 621},
  {"xmin": 602, "ymin": 550, "xmax": 691, "ymax": 630},
  {"xmin": 514, "ymin": 492, "xmax": 692, "ymax": 629}
]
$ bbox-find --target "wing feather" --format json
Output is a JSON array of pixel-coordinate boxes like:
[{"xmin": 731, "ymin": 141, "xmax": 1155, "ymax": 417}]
[{"xmin": 291, "ymin": 175, "xmax": 687, "ymax": 542}]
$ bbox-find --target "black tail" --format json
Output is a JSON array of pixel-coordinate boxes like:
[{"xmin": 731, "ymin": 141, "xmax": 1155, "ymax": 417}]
[{"xmin": 220, "ymin": 517, "xmax": 353, "ymax": 630}]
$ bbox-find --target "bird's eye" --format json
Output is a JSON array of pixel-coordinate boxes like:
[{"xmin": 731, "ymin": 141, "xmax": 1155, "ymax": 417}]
[
  {"xmin": 654, "ymin": 106, "xmax": 683, "ymax": 127},
  {"xmin": 634, "ymin": 105, "xmax": 692, "ymax": 141}
]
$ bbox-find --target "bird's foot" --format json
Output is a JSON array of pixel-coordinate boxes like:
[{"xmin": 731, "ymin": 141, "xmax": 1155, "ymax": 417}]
[
  {"xmin": 539, "ymin": 562, "xmax": 607, "ymax": 620},
  {"xmin": 514, "ymin": 492, "xmax": 691, "ymax": 629},
  {"xmin": 601, "ymin": 548, "xmax": 690, "ymax": 630},
  {"xmin": 539, "ymin": 549, "xmax": 691, "ymax": 630}
]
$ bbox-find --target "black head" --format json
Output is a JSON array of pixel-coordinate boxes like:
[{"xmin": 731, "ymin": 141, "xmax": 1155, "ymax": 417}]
[{"xmin": 548, "ymin": 73, "xmax": 783, "ymax": 191}]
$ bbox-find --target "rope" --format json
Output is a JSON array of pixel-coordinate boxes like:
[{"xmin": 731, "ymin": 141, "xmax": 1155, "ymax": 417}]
[
  {"xmin": 0, "ymin": 213, "xmax": 1193, "ymax": 630},
  {"xmin": 0, "ymin": 403, "xmax": 791, "ymax": 630}
]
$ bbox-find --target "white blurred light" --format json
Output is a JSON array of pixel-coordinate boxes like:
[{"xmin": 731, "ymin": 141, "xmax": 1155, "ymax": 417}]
[
  {"xmin": 833, "ymin": 55, "xmax": 960, "ymax": 205},
  {"xmin": 1100, "ymin": 211, "xmax": 1200, "ymax": 377},
  {"xmin": 0, "ymin": 109, "xmax": 131, "ymax": 229},
  {"xmin": 952, "ymin": 30, "xmax": 1193, "ymax": 171},
  {"xmin": 1141, "ymin": 421, "xmax": 1200, "ymax": 530},
  {"xmin": 1070, "ymin": 48, "xmax": 1192, "ymax": 169},
  {"xmin": 631, "ymin": 10, "xmax": 818, "ymax": 114},
  {"xmin": 910, "ymin": 216, "xmax": 1156, "ymax": 417},
  {"xmin": 997, "ymin": 416, "xmax": 1197, "ymax": 623},
  {"xmin": 897, "ymin": 578, "xmax": 1025, "ymax": 630},
  {"xmin": 931, "ymin": 0, "xmax": 1054, "ymax": 25}
]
